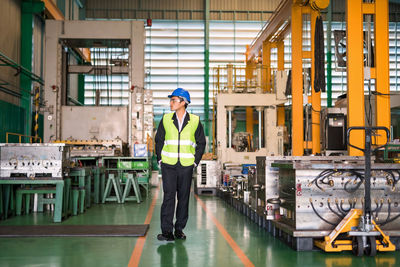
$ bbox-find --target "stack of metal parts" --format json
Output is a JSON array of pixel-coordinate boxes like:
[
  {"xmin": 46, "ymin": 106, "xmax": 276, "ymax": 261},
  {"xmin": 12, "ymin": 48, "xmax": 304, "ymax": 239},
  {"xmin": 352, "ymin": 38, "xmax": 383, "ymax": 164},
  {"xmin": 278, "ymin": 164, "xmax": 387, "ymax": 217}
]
[
  {"xmin": 195, "ymin": 160, "xmax": 220, "ymax": 195},
  {"xmin": 270, "ymin": 156, "xmax": 400, "ymax": 250},
  {"xmin": 239, "ymin": 157, "xmax": 284, "ymax": 230},
  {"xmin": 0, "ymin": 143, "xmax": 70, "ymax": 179},
  {"xmin": 218, "ymin": 163, "xmax": 249, "ymax": 201},
  {"xmin": 60, "ymin": 139, "xmax": 124, "ymax": 158},
  {"xmin": 131, "ymin": 88, "xmax": 154, "ymax": 145},
  {"xmin": 248, "ymin": 157, "xmax": 281, "ymax": 223}
]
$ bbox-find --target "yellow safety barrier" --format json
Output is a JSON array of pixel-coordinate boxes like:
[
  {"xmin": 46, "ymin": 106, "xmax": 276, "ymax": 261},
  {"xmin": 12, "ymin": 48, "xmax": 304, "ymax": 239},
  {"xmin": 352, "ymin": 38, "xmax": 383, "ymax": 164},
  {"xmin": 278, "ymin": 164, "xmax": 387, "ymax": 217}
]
[{"xmin": 6, "ymin": 132, "xmax": 42, "ymax": 143}]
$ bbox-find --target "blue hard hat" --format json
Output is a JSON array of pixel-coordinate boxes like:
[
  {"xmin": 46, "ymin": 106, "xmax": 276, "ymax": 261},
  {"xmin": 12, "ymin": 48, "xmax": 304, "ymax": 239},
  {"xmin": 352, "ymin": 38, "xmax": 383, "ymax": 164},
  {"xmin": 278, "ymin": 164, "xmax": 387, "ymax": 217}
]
[{"xmin": 168, "ymin": 88, "xmax": 191, "ymax": 103}]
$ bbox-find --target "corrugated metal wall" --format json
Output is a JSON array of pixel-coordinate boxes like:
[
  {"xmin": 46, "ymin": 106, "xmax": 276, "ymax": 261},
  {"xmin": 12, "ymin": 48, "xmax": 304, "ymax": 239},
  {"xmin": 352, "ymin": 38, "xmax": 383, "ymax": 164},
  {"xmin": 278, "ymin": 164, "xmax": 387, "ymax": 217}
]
[
  {"xmin": 0, "ymin": 0, "xmax": 21, "ymax": 106},
  {"xmin": 85, "ymin": 0, "xmax": 279, "ymax": 20},
  {"xmin": 86, "ymin": 0, "xmax": 400, "ymax": 22},
  {"xmin": 210, "ymin": 0, "xmax": 279, "ymax": 11},
  {"xmin": 0, "ymin": 100, "xmax": 26, "ymax": 143},
  {"xmin": 0, "ymin": 0, "xmax": 79, "ymax": 142},
  {"xmin": 85, "ymin": 0, "xmax": 278, "ymax": 11}
]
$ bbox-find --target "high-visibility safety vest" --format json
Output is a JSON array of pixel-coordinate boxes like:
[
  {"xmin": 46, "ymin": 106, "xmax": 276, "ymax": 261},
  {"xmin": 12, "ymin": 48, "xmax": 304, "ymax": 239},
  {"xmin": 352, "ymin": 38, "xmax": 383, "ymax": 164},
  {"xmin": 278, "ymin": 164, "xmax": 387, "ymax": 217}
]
[{"xmin": 161, "ymin": 112, "xmax": 199, "ymax": 166}]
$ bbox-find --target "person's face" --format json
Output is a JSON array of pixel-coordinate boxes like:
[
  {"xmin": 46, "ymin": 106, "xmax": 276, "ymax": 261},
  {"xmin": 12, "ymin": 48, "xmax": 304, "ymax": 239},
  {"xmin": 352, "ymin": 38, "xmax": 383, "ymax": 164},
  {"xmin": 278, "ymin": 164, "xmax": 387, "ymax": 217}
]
[{"xmin": 169, "ymin": 96, "xmax": 185, "ymax": 111}]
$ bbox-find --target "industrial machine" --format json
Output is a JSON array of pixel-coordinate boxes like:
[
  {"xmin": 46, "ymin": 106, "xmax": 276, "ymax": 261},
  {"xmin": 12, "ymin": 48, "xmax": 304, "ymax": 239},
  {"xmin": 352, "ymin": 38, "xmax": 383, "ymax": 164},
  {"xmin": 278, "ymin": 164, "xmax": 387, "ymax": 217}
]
[
  {"xmin": 321, "ymin": 107, "xmax": 347, "ymax": 155},
  {"xmin": 213, "ymin": 64, "xmax": 287, "ymax": 164},
  {"xmin": 43, "ymin": 20, "xmax": 152, "ymax": 157},
  {"xmin": 0, "ymin": 143, "xmax": 70, "ymax": 179},
  {"xmin": 219, "ymin": 163, "xmax": 246, "ymax": 196},
  {"xmin": 215, "ymin": 0, "xmax": 400, "ymax": 257},
  {"xmin": 270, "ymin": 153, "xmax": 399, "ymax": 253},
  {"xmin": 314, "ymin": 127, "xmax": 396, "ymax": 256},
  {"xmin": 195, "ymin": 160, "xmax": 220, "ymax": 195},
  {"xmin": 58, "ymin": 139, "xmax": 125, "ymax": 158}
]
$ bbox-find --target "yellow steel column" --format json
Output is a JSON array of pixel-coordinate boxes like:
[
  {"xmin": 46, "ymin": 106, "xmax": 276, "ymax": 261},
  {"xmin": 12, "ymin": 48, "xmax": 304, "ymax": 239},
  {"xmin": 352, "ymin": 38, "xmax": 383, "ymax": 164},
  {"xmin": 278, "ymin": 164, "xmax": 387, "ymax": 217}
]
[
  {"xmin": 246, "ymin": 45, "xmax": 255, "ymax": 139},
  {"xmin": 292, "ymin": 3, "xmax": 304, "ymax": 155},
  {"xmin": 245, "ymin": 45, "xmax": 254, "ymax": 81},
  {"xmin": 375, "ymin": 0, "xmax": 390, "ymax": 144},
  {"xmin": 263, "ymin": 41, "xmax": 271, "ymax": 92},
  {"xmin": 277, "ymin": 40, "xmax": 286, "ymax": 126},
  {"xmin": 277, "ymin": 40, "xmax": 285, "ymax": 70},
  {"xmin": 310, "ymin": 10, "xmax": 321, "ymax": 154},
  {"xmin": 246, "ymin": 107, "xmax": 254, "ymax": 135},
  {"xmin": 346, "ymin": 0, "xmax": 365, "ymax": 156}
]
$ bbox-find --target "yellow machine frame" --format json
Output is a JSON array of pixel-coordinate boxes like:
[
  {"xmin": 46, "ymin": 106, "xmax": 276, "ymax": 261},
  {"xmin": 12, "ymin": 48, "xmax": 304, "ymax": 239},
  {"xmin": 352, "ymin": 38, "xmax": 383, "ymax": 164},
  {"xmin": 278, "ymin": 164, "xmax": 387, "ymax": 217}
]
[
  {"xmin": 246, "ymin": 0, "xmax": 395, "ymax": 255},
  {"xmin": 246, "ymin": 0, "xmax": 323, "ymax": 156},
  {"xmin": 347, "ymin": 0, "xmax": 390, "ymax": 156},
  {"xmin": 315, "ymin": 0, "xmax": 393, "ymax": 253},
  {"xmin": 246, "ymin": 0, "xmax": 391, "ymax": 157}
]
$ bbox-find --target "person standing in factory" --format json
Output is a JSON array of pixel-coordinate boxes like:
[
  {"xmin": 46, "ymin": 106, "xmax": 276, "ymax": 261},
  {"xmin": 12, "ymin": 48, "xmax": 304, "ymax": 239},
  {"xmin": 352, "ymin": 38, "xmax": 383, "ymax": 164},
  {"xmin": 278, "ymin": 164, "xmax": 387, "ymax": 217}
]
[{"xmin": 155, "ymin": 88, "xmax": 206, "ymax": 241}]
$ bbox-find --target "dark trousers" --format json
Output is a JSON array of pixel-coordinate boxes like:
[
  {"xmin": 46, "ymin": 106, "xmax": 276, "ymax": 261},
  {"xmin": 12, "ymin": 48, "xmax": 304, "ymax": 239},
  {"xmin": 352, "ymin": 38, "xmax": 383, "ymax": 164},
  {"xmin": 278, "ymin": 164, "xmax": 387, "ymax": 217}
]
[{"xmin": 160, "ymin": 163, "xmax": 193, "ymax": 234}]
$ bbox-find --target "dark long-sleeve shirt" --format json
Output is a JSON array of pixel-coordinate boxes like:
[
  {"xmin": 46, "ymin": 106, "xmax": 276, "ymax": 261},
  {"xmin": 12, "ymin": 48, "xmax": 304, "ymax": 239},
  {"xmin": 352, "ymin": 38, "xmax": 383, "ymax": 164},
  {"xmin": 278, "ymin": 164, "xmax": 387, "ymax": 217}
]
[{"xmin": 155, "ymin": 112, "xmax": 206, "ymax": 166}]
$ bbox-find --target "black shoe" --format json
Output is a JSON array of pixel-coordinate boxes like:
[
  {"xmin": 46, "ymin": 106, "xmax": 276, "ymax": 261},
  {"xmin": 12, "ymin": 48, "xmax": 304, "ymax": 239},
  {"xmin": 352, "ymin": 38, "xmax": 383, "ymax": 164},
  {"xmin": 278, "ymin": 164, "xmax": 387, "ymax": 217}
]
[
  {"xmin": 174, "ymin": 230, "xmax": 186, "ymax": 240},
  {"xmin": 157, "ymin": 232, "xmax": 174, "ymax": 241}
]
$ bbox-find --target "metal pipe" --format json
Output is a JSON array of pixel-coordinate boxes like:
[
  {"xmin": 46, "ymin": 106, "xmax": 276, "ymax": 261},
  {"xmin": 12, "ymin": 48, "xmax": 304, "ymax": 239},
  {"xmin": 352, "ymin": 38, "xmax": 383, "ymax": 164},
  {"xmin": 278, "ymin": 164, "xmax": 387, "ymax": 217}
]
[
  {"xmin": 55, "ymin": 79, "xmax": 61, "ymax": 141},
  {"xmin": 326, "ymin": 0, "xmax": 332, "ymax": 107},
  {"xmin": 0, "ymin": 85, "xmax": 22, "ymax": 98},
  {"xmin": 228, "ymin": 109, "xmax": 232, "ymax": 148},
  {"xmin": 67, "ymin": 95, "xmax": 83, "ymax": 106},
  {"xmin": 128, "ymin": 44, "xmax": 133, "ymax": 156},
  {"xmin": 365, "ymin": 128, "xmax": 372, "ymax": 216},
  {"xmin": 204, "ymin": 0, "xmax": 210, "ymax": 138},
  {"xmin": 258, "ymin": 108, "xmax": 262, "ymax": 149}
]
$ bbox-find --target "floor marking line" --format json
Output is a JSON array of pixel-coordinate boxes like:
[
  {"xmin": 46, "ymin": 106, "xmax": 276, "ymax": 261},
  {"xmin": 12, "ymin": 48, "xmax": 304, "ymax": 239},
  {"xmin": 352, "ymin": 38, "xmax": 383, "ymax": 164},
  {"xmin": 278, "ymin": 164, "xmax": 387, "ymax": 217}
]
[
  {"xmin": 128, "ymin": 184, "xmax": 160, "ymax": 267},
  {"xmin": 194, "ymin": 194, "xmax": 255, "ymax": 267}
]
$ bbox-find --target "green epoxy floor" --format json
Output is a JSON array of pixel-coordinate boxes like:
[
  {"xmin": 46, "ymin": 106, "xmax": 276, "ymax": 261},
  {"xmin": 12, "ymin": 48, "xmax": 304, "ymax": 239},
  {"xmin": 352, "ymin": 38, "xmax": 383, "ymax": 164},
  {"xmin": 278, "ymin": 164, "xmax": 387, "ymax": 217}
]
[{"xmin": 0, "ymin": 186, "xmax": 399, "ymax": 267}]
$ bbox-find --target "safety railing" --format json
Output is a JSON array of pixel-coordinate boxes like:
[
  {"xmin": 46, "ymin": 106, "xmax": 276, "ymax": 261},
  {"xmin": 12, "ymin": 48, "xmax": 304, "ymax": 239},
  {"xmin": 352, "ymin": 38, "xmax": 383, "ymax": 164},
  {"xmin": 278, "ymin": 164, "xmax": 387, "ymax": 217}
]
[{"xmin": 6, "ymin": 132, "xmax": 42, "ymax": 143}]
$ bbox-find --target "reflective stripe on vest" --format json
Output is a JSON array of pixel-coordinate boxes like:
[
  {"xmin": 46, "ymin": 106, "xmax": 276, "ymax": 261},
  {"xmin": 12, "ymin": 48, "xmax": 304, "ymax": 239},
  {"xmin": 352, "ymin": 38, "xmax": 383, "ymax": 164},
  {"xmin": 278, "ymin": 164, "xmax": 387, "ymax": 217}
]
[
  {"xmin": 161, "ymin": 112, "xmax": 199, "ymax": 166},
  {"xmin": 164, "ymin": 140, "xmax": 196, "ymax": 148}
]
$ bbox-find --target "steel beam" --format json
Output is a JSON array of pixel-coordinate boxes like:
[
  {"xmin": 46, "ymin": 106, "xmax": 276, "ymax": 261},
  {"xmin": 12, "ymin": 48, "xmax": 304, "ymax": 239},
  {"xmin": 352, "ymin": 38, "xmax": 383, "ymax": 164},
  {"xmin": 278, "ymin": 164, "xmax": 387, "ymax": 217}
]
[
  {"xmin": 310, "ymin": 10, "xmax": 321, "ymax": 154},
  {"xmin": 42, "ymin": 0, "xmax": 91, "ymax": 62},
  {"xmin": 291, "ymin": 3, "xmax": 303, "ymax": 155},
  {"xmin": 346, "ymin": 0, "xmax": 365, "ymax": 156},
  {"xmin": 42, "ymin": 0, "xmax": 64, "ymax": 20},
  {"xmin": 375, "ymin": 0, "xmax": 390, "ymax": 145},
  {"xmin": 247, "ymin": 0, "xmax": 292, "ymax": 61},
  {"xmin": 68, "ymin": 65, "xmax": 129, "ymax": 74},
  {"xmin": 277, "ymin": 40, "xmax": 285, "ymax": 126}
]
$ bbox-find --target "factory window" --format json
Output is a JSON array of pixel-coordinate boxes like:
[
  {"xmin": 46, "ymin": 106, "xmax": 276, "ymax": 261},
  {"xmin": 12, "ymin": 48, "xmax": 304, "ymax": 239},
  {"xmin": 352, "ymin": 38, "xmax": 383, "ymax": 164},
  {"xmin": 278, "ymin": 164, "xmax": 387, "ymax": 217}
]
[
  {"xmin": 83, "ymin": 20, "xmax": 265, "ymax": 123},
  {"xmin": 145, "ymin": 20, "xmax": 204, "ymax": 122},
  {"xmin": 145, "ymin": 20, "xmax": 265, "ymax": 123},
  {"xmin": 84, "ymin": 47, "xmax": 130, "ymax": 106}
]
